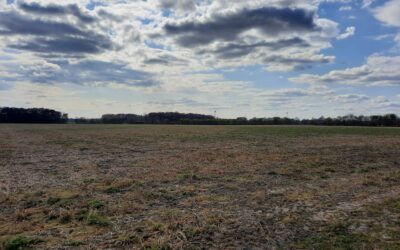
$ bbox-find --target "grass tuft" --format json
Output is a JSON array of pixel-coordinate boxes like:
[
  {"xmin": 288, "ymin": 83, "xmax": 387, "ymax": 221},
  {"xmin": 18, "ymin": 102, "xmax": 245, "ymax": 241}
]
[
  {"xmin": 88, "ymin": 199, "xmax": 105, "ymax": 209},
  {"xmin": 176, "ymin": 172, "xmax": 199, "ymax": 181},
  {"xmin": 3, "ymin": 235, "xmax": 42, "ymax": 250},
  {"xmin": 86, "ymin": 213, "xmax": 110, "ymax": 226}
]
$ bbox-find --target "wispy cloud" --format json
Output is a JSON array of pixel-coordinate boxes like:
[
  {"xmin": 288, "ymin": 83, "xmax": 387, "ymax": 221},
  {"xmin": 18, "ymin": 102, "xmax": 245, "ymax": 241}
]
[{"xmin": 337, "ymin": 26, "xmax": 355, "ymax": 40}]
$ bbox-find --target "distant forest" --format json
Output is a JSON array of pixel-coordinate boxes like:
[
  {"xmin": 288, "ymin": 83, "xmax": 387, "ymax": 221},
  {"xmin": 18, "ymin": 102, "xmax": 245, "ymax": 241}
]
[
  {"xmin": 1, "ymin": 107, "xmax": 399, "ymax": 127},
  {"xmin": 0, "ymin": 107, "xmax": 68, "ymax": 123}
]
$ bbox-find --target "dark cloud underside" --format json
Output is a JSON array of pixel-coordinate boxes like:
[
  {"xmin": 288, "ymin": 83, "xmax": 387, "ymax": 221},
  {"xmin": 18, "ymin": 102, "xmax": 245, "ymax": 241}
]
[
  {"xmin": 263, "ymin": 55, "xmax": 332, "ymax": 64},
  {"xmin": 18, "ymin": 1, "xmax": 96, "ymax": 23},
  {"xmin": 164, "ymin": 7, "xmax": 317, "ymax": 47},
  {"xmin": 198, "ymin": 37, "xmax": 310, "ymax": 59},
  {"xmin": 0, "ymin": 10, "xmax": 112, "ymax": 55},
  {"xmin": 142, "ymin": 54, "xmax": 188, "ymax": 65},
  {"xmin": 9, "ymin": 37, "xmax": 112, "ymax": 54}
]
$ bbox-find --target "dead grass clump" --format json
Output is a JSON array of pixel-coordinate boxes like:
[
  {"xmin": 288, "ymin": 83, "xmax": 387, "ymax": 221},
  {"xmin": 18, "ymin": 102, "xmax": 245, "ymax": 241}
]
[
  {"xmin": 114, "ymin": 233, "xmax": 140, "ymax": 247},
  {"xmin": 284, "ymin": 191, "xmax": 314, "ymax": 202},
  {"xmin": 97, "ymin": 178, "xmax": 136, "ymax": 194}
]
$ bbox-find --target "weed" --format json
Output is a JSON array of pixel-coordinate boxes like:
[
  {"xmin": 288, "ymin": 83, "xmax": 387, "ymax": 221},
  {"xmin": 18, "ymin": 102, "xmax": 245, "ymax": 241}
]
[
  {"xmin": 86, "ymin": 213, "xmax": 110, "ymax": 226},
  {"xmin": 105, "ymin": 187, "xmax": 121, "ymax": 194},
  {"xmin": 88, "ymin": 199, "xmax": 105, "ymax": 209},
  {"xmin": 22, "ymin": 199, "xmax": 41, "ymax": 209},
  {"xmin": 103, "ymin": 179, "xmax": 135, "ymax": 194},
  {"xmin": 324, "ymin": 167, "xmax": 336, "ymax": 173},
  {"xmin": 47, "ymin": 197, "xmax": 61, "ymax": 205},
  {"xmin": 46, "ymin": 197, "xmax": 74, "ymax": 207},
  {"xmin": 33, "ymin": 191, "xmax": 45, "ymax": 197},
  {"xmin": 295, "ymin": 223, "xmax": 372, "ymax": 249},
  {"xmin": 149, "ymin": 222, "xmax": 164, "ymax": 232},
  {"xmin": 184, "ymin": 228, "xmax": 200, "ymax": 239},
  {"xmin": 384, "ymin": 198, "xmax": 400, "ymax": 212},
  {"xmin": 3, "ymin": 235, "xmax": 42, "ymax": 250},
  {"xmin": 115, "ymin": 234, "xmax": 140, "ymax": 246},
  {"xmin": 177, "ymin": 172, "xmax": 199, "ymax": 181},
  {"xmin": 60, "ymin": 213, "xmax": 72, "ymax": 224}
]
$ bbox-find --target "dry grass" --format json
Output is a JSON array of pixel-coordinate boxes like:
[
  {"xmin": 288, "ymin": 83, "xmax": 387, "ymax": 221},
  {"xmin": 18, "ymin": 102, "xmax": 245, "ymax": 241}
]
[{"xmin": 0, "ymin": 124, "xmax": 399, "ymax": 249}]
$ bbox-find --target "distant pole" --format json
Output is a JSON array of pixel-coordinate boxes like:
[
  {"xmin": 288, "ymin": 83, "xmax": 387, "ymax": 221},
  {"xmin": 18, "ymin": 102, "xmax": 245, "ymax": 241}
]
[{"xmin": 214, "ymin": 110, "xmax": 217, "ymax": 118}]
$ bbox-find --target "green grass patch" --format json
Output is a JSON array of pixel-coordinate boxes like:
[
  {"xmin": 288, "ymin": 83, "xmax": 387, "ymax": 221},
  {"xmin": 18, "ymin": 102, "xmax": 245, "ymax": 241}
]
[
  {"xmin": 3, "ymin": 235, "xmax": 43, "ymax": 250},
  {"xmin": 104, "ymin": 187, "xmax": 122, "ymax": 194},
  {"xmin": 177, "ymin": 172, "xmax": 199, "ymax": 181},
  {"xmin": 86, "ymin": 213, "xmax": 110, "ymax": 226},
  {"xmin": 88, "ymin": 199, "xmax": 105, "ymax": 209},
  {"xmin": 295, "ymin": 223, "xmax": 372, "ymax": 249}
]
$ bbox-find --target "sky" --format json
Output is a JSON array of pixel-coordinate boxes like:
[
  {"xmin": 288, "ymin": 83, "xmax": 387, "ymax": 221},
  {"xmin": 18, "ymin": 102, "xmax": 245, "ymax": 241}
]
[{"xmin": 0, "ymin": 0, "xmax": 399, "ymax": 118}]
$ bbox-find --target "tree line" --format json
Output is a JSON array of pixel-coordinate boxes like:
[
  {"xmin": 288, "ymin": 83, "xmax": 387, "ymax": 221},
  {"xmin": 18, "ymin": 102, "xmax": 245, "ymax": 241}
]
[
  {"xmin": 180, "ymin": 114, "xmax": 400, "ymax": 126},
  {"xmin": 74, "ymin": 113, "xmax": 400, "ymax": 127},
  {"xmin": 1, "ymin": 107, "xmax": 399, "ymax": 126},
  {"xmin": 0, "ymin": 107, "xmax": 68, "ymax": 123}
]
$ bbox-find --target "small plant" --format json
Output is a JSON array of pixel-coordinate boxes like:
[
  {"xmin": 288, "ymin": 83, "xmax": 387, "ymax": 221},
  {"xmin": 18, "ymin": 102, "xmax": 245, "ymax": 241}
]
[
  {"xmin": 184, "ymin": 228, "xmax": 200, "ymax": 239},
  {"xmin": 47, "ymin": 196, "xmax": 74, "ymax": 208},
  {"xmin": 86, "ymin": 213, "xmax": 110, "ymax": 226},
  {"xmin": 24, "ymin": 200, "xmax": 38, "ymax": 209},
  {"xmin": 47, "ymin": 197, "xmax": 61, "ymax": 205},
  {"xmin": 324, "ymin": 168, "xmax": 336, "ymax": 173},
  {"xmin": 33, "ymin": 191, "xmax": 45, "ymax": 197},
  {"xmin": 60, "ymin": 213, "xmax": 72, "ymax": 224},
  {"xmin": 177, "ymin": 172, "xmax": 199, "ymax": 181},
  {"xmin": 45, "ymin": 208, "xmax": 60, "ymax": 221},
  {"xmin": 74, "ymin": 208, "xmax": 89, "ymax": 221},
  {"xmin": 4, "ymin": 235, "xmax": 42, "ymax": 250},
  {"xmin": 115, "ymin": 234, "xmax": 140, "ymax": 246},
  {"xmin": 294, "ymin": 222, "xmax": 371, "ymax": 249},
  {"xmin": 102, "ymin": 179, "xmax": 134, "ymax": 194},
  {"xmin": 149, "ymin": 222, "xmax": 164, "ymax": 231},
  {"xmin": 88, "ymin": 199, "xmax": 105, "ymax": 209},
  {"xmin": 384, "ymin": 198, "xmax": 400, "ymax": 211},
  {"xmin": 104, "ymin": 187, "xmax": 121, "ymax": 194}
]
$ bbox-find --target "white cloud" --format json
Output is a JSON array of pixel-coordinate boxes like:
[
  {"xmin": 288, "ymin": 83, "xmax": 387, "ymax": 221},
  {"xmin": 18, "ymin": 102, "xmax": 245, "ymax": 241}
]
[
  {"xmin": 329, "ymin": 94, "xmax": 369, "ymax": 103},
  {"xmin": 372, "ymin": 0, "xmax": 400, "ymax": 27},
  {"xmin": 0, "ymin": 0, "xmax": 397, "ymax": 118},
  {"xmin": 337, "ymin": 26, "xmax": 355, "ymax": 40},
  {"xmin": 374, "ymin": 34, "xmax": 395, "ymax": 41},
  {"xmin": 290, "ymin": 55, "xmax": 400, "ymax": 86},
  {"xmin": 395, "ymin": 33, "xmax": 400, "ymax": 42},
  {"xmin": 362, "ymin": 0, "xmax": 375, "ymax": 8}
]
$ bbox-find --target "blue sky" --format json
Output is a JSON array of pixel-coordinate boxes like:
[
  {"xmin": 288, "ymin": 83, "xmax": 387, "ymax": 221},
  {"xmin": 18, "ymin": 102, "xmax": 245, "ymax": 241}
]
[{"xmin": 0, "ymin": 0, "xmax": 399, "ymax": 118}]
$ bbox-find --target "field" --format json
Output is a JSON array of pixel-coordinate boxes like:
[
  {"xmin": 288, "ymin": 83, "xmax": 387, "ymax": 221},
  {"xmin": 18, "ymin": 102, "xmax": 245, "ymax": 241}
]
[{"xmin": 1, "ymin": 124, "xmax": 400, "ymax": 249}]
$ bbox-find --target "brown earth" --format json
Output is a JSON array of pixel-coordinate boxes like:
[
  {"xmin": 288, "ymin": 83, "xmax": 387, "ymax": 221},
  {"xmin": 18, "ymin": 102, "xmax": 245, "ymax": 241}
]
[{"xmin": 0, "ymin": 124, "xmax": 399, "ymax": 249}]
